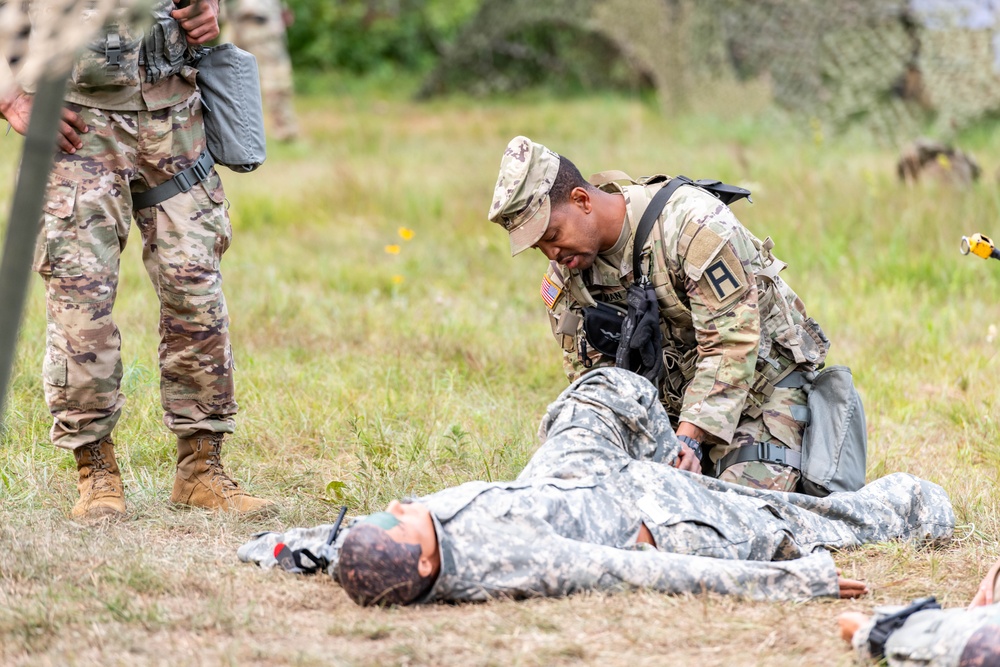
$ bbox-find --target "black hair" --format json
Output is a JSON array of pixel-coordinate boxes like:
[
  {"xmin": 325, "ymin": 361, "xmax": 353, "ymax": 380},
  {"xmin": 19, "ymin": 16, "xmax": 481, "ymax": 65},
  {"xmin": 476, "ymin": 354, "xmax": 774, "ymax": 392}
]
[
  {"xmin": 549, "ymin": 155, "xmax": 593, "ymax": 207},
  {"xmin": 336, "ymin": 524, "xmax": 436, "ymax": 606}
]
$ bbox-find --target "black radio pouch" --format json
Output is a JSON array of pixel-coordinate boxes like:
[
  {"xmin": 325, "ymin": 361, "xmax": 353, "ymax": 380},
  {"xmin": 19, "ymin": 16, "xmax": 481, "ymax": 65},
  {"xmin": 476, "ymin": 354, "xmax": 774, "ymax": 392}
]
[
  {"xmin": 582, "ymin": 301, "xmax": 627, "ymax": 359},
  {"xmin": 579, "ymin": 175, "xmax": 751, "ymax": 376}
]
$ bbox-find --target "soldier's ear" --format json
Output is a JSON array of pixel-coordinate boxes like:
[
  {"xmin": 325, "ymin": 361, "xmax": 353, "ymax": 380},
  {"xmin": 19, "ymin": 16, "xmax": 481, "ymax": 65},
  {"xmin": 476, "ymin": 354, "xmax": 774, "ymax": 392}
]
[
  {"xmin": 417, "ymin": 554, "xmax": 434, "ymax": 578},
  {"xmin": 570, "ymin": 186, "xmax": 592, "ymax": 214}
]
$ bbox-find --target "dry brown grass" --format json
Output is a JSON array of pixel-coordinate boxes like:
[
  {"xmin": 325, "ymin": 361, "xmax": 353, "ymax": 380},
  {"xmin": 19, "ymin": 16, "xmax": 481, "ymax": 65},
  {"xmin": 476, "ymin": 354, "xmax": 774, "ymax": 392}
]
[{"xmin": 2, "ymin": 76, "xmax": 1000, "ymax": 666}]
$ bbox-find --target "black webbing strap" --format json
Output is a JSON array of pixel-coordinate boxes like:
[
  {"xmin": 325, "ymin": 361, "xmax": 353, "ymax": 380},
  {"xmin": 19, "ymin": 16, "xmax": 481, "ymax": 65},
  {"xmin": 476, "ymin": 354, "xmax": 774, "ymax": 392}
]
[
  {"xmin": 717, "ymin": 441, "xmax": 802, "ymax": 474},
  {"xmin": 131, "ymin": 150, "xmax": 215, "ymax": 210},
  {"xmin": 631, "ymin": 176, "xmax": 693, "ymax": 280}
]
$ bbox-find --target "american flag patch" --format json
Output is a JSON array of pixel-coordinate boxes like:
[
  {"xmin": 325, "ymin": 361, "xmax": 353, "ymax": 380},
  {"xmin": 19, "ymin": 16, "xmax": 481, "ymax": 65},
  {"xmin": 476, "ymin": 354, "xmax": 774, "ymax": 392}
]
[{"xmin": 540, "ymin": 274, "xmax": 562, "ymax": 309}]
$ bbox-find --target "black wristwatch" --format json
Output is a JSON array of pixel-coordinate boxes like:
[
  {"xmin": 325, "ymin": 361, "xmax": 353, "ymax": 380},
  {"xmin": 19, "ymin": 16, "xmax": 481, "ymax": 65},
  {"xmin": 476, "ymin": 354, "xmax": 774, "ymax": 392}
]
[{"xmin": 677, "ymin": 435, "xmax": 702, "ymax": 459}]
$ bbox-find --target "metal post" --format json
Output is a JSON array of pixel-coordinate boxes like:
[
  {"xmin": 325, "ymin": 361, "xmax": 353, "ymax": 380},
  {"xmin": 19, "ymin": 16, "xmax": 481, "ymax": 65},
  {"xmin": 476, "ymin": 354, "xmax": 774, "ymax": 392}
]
[{"xmin": 0, "ymin": 72, "xmax": 68, "ymax": 430}]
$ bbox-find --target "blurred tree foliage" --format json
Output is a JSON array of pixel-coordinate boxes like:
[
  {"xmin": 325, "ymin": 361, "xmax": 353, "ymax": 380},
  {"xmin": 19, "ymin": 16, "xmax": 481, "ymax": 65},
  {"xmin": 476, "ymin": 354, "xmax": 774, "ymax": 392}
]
[
  {"xmin": 419, "ymin": 0, "xmax": 1000, "ymax": 141},
  {"xmin": 285, "ymin": 0, "xmax": 480, "ymax": 74}
]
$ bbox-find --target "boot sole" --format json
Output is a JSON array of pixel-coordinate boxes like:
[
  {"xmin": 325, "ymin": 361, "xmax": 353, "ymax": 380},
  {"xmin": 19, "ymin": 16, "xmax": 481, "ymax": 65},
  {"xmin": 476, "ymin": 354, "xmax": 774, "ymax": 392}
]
[{"xmin": 71, "ymin": 507, "xmax": 127, "ymax": 524}]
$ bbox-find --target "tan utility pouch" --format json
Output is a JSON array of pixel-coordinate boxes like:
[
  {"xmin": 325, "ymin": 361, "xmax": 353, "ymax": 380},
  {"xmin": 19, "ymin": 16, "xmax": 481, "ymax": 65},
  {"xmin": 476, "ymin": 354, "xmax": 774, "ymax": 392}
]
[{"xmin": 72, "ymin": 22, "xmax": 143, "ymax": 88}]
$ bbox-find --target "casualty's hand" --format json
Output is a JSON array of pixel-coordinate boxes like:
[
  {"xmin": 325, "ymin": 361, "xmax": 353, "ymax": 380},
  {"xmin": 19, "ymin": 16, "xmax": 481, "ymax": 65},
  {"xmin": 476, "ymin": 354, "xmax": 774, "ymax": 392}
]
[
  {"xmin": 836, "ymin": 611, "xmax": 871, "ymax": 642},
  {"xmin": 173, "ymin": 0, "xmax": 221, "ymax": 44},
  {"xmin": 673, "ymin": 443, "xmax": 702, "ymax": 474},
  {"xmin": 838, "ymin": 576, "xmax": 869, "ymax": 599},
  {"xmin": 968, "ymin": 557, "xmax": 1000, "ymax": 609},
  {"xmin": 0, "ymin": 90, "xmax": 87, "ymax": 153}
]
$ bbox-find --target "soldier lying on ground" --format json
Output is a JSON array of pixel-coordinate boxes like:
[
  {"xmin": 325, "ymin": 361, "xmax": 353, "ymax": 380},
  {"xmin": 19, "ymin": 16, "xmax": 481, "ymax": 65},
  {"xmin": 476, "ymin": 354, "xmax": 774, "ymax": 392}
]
[
  {"xmin": 240, "ymin": 368, "xmax": 955, "ymax": 606},
  {"xmin": 838, "ymin": 558, "xmax": 1000, "ymax": 666}
]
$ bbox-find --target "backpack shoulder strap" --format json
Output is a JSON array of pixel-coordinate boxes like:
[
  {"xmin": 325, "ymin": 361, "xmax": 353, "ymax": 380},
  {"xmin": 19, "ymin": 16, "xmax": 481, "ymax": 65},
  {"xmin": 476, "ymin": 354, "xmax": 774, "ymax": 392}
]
[
  {"xmin": 631, "ymin": 175, "xmax": 754, "ymax": 279},
  {"xmin": 631, "ymin": 176, "xmax": 693, "ymax": 280}
]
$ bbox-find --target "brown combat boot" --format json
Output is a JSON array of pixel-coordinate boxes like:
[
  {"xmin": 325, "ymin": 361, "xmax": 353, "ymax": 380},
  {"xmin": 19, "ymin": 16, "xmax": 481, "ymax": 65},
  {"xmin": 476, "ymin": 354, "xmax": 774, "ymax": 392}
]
[
  {"xmin": 72, "ymin": 437, "xmax": 127, "ymax": 522},
  {"xmin": 170, "ymin": 431, "xmax": 276, "ymax": 515}
]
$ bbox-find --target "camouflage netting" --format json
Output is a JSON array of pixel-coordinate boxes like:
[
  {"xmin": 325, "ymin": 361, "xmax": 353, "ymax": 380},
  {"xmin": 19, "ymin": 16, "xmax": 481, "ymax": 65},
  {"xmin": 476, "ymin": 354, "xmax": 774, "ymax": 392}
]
[{"xmin": 420, "ymin": 0, "xmax": 1000, "ymax": 142}]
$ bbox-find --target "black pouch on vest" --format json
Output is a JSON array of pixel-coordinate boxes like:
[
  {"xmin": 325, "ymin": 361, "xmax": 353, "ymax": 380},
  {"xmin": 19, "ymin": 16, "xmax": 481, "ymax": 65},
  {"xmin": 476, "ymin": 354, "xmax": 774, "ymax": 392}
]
[{"xmin": 582, "ymin": 302, "xmax": 627, "ymax": 358}]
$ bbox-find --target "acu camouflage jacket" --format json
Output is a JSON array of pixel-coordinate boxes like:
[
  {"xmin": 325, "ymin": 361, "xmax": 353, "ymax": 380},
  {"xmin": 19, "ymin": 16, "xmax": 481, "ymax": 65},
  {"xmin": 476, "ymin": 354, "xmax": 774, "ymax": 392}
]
[{"xmin": 417, "ymin": 369, "xmax": 953, "ymax": 604}]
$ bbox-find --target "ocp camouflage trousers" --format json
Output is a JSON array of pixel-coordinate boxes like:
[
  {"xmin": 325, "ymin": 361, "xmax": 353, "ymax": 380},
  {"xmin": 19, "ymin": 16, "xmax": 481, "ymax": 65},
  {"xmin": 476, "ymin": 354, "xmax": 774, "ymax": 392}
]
[
  {"xmin": 713, "ymin": 386, "xmax": 807, "ymax": 492},
  {"xmin": 33, "ymin": 94, "xmax": 237, "ymax": 450}
]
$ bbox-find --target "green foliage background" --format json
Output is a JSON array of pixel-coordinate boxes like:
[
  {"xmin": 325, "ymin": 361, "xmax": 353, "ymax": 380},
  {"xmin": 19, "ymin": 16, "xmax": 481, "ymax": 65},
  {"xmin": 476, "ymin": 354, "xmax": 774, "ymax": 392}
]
[{"xmin": 285, "ymin": 0, "xmax": 480, "ymax": 74}]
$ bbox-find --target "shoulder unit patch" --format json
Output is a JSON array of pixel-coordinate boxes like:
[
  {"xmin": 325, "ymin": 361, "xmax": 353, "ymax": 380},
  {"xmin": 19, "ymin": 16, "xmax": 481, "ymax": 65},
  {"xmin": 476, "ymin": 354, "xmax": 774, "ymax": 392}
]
[{"xmin": 698, "ymin": 244, "xmax": 747, "ymax": 310}]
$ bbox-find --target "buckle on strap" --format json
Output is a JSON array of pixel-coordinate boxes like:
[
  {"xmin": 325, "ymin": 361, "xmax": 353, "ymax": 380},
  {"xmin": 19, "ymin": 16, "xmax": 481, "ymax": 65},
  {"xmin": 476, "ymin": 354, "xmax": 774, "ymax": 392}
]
[
  {"xmin": 106, "ymin": 33, "xmax": 122, "ymax": 68},
  {"xmin": 191, "ymin": 151, "xmax": 213, "ymax": 183},
  {"xmin": 131, "ymin": 151, "xmax": 216, "ymax": 210},
  {"xmin": 716, "ymin": 441, "xmax": 802, "ymax": 475}
]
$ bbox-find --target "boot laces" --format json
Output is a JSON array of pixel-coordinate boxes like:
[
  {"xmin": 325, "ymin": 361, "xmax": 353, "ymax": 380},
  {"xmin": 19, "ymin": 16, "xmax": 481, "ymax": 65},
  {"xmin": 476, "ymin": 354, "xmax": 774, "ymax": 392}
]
[
  {"xmin": 203, "ymin": 435, "xmax": 240, "ymax": 492},
  {"xmin": 85, "ymin": 441, "xmax": 118, "ymax": 495}
]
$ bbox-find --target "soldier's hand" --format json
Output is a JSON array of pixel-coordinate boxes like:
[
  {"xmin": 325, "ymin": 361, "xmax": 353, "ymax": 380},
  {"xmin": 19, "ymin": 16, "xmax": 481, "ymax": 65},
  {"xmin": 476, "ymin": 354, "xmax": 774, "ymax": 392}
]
[
  {"xmin": 837, "ymin": 576, "xmax": 868, "ymax": 599},
  {"xmin": 0, "ymin": 91, "xmax": 86, "ymax": 153},
  {"xmin": 674, "ymin": 443, "xmax": 702, "ymax": 474},
  {"xmin": 173, "ymin": 0, "xmax": 221, "ymax": 44}
]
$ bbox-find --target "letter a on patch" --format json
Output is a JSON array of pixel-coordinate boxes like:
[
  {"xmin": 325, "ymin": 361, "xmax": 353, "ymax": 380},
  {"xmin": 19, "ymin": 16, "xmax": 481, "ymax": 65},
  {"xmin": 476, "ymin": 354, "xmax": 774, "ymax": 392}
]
[{"xmin": 699, "ymin": 245, "xmax": 746, "ymax": 309}]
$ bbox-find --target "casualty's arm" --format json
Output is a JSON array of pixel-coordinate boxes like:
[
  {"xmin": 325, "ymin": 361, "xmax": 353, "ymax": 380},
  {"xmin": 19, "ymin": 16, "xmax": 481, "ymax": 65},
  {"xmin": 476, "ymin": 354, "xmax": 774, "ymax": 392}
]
[{"xmin": 434, "ymin": 531, "xmax": 841, "ymax": 603}]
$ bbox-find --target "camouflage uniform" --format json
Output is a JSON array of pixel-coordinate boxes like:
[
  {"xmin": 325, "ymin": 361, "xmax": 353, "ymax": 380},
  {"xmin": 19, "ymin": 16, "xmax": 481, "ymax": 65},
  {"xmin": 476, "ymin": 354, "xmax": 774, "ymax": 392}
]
[
  {"xmin": 223, "ymin": 0, "xmax": 298, "ymax": 141},
  {"xmin": 489, "ymin": 137, "xmax": 831, "ymax": 492},
  {"xmin": 852, "ymin": 603, "xmax": 1000, "ymax": 666},
  {"xmin": 239, "ymin": 368, "xmax": 954, "ymax": 604},
  {"xmin": 28, "ymin": 0, "xmax": 237, "ymax": 450}
]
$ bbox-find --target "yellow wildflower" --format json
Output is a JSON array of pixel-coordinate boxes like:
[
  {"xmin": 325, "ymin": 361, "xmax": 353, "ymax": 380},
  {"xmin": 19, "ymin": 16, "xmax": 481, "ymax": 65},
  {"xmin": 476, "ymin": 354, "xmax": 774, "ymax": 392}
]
[
  {"xmin": 398, "ymin": 227, "xmax": 415, "ymax": 241},
  {"xmin": 384, "ymin": 244, "xmax": 401, "ymax": 255}
]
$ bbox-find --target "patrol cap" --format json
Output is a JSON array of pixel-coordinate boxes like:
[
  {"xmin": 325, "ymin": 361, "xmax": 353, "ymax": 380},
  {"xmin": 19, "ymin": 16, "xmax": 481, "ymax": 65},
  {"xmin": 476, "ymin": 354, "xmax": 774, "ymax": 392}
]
[{"xmin": 488, "ymin": 136, "xmax": 561, "ymax": 256}]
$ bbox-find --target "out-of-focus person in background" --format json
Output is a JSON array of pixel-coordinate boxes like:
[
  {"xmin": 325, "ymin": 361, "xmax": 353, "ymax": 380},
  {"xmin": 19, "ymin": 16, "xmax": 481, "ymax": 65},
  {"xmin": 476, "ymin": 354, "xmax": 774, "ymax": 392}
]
[{"xmin": 223, "ymin": 0, "xmax": 299, "ymax": 142}]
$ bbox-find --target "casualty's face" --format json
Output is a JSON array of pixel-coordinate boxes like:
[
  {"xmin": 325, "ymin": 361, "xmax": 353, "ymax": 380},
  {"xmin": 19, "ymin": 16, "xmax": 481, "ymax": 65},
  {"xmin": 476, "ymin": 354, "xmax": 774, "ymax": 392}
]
[{"xmin": 357, "ymin": 500, "xmax": 439, "ymax": 576}]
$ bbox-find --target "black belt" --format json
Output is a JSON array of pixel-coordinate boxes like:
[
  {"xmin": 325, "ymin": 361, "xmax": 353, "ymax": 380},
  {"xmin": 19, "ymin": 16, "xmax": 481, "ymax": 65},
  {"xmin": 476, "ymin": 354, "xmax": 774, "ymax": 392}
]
[
  {"xmin": 131, "ymin": 150, "xmax": 215, "ymax": 210},
  {"xmin": 717, "ymin": 441, "xmax": 801, "ymax": 474}
]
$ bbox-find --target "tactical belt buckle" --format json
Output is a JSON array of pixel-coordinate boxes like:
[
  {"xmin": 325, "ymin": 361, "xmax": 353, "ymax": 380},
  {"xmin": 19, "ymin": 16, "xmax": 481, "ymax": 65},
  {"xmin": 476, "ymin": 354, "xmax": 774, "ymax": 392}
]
[
  {"xmin": 173, "ymin": 171, "xmax": 194, "ymax": 193},
  {"xmin": 106, "ymin": 33, "xmax": 122, "ymax": 69},
  {"xmin": 757, "ymin": 442, "xmax": 785, "ymax": 465},
  {"xmin": 190, "ymin": 153, "xmax": 212, "ymax": 184}
]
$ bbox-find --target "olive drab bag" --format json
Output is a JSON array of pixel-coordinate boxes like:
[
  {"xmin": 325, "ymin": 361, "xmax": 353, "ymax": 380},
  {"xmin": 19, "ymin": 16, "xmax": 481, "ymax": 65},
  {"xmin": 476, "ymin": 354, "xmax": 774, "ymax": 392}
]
[
  {"xmin": 191, "ymin": 43, "xmax": 267, "ymax": 172},
  {"xmin": 797, "ymin": 366, "xmax": 868, "ymax": 496}
]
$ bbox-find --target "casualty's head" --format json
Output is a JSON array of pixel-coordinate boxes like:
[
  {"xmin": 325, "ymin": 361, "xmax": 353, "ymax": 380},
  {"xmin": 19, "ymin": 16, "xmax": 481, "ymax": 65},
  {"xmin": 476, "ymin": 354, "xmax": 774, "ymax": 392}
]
[
  {"xmin": 487, "ymin": 136, "xmax": 621, "ymax": 271},
  {"xmin": 336, "ymin": 500, "xmax": 440, "ymax": 606}
]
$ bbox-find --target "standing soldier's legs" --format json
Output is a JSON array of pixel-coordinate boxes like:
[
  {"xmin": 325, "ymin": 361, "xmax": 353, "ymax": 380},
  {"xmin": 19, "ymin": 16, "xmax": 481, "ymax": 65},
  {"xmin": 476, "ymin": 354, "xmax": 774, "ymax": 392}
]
[
  {"xmin": 34, "ymin": 105, "xmax": 138, "ymax": 520},
  {"xmin": 132, "ymin": 95, "xmax": 273, "ymax": 514},
  {"xmin": 713, "ymin": 386, "xmax": 807, "ymax": 492}
]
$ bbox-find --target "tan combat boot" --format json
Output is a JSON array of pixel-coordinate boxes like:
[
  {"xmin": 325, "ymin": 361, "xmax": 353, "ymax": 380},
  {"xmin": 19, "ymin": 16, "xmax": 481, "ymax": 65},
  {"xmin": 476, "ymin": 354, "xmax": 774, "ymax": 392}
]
[
  {"xmin": 170, "ymin": 431, "xmax": 276, "ymax": 515},
  {"xmin": 72, "ymin": 437, "xmax": 127, "ymax": 522}
]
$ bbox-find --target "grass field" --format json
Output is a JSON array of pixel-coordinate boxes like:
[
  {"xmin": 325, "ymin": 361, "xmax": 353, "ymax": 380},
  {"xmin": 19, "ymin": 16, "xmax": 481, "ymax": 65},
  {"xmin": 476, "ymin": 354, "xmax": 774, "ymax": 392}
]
[{"xmin": 2, "ymin": 76, "xmax": 1000, "ymax": 666}]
